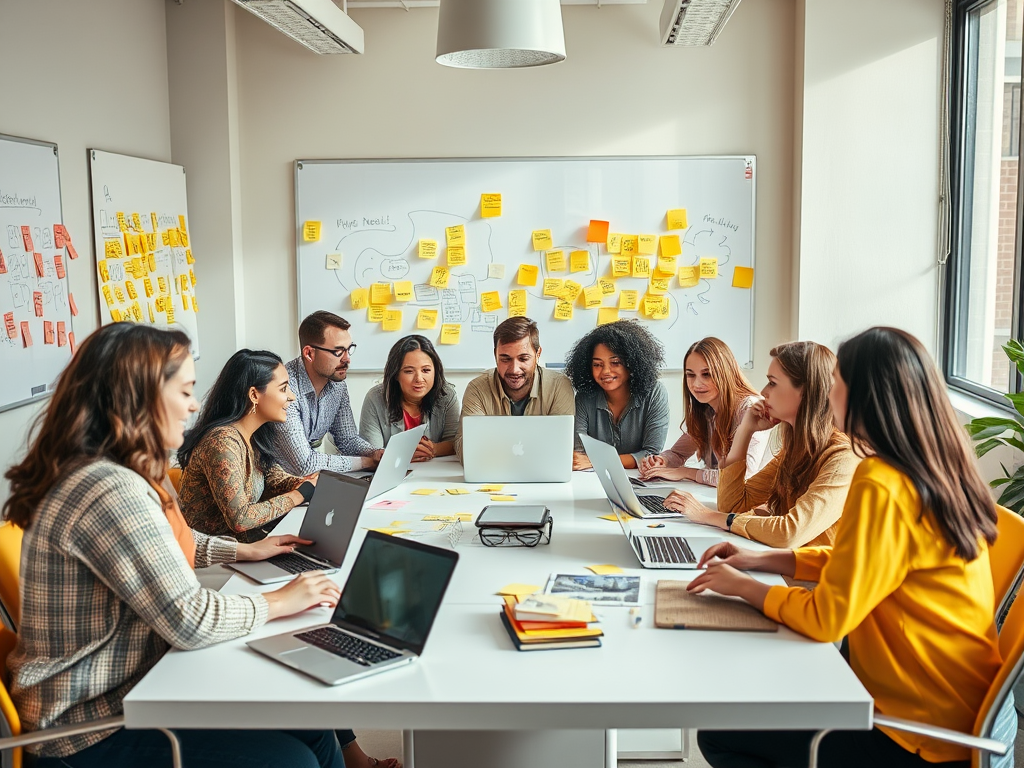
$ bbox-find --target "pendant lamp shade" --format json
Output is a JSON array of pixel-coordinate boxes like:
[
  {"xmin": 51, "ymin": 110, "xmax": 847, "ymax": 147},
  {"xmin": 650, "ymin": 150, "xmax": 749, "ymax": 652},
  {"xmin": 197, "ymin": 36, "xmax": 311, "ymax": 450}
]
[{"xmin": 436, "ymin": 0, "xmax": 566, "ymax": 69}]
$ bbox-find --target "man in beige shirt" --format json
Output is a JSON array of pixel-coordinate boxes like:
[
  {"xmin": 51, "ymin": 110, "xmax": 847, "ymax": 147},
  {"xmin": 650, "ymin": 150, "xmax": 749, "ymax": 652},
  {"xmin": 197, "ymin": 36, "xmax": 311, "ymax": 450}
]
[{"xmin": 454, "ymin": 316, "xmax": 576, "ymax": 461}]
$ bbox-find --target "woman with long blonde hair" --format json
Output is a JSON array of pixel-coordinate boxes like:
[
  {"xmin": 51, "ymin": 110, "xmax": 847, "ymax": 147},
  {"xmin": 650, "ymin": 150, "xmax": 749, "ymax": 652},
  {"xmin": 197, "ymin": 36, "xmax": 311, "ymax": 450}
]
[
  {"xmin": 640, "ymin": 337, "xmax": 766, "ymax": 485},
  {"xmin": 662, "ymin": 341, "xmax": 859, "ymax": 548}
]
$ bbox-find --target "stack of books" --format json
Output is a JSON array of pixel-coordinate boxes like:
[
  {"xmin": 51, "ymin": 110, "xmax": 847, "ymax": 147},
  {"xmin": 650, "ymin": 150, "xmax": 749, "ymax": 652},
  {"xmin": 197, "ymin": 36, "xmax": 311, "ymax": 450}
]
[{"xmin": 499, "ymin": 594, "xmax": 603, "ymax": 651}]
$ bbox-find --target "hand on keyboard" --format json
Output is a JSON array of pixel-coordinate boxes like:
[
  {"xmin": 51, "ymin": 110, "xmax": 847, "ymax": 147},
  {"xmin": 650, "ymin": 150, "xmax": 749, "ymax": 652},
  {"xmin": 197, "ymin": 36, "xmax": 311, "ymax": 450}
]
[{"xmin": 264, "ymin": 571, "xmax": 341, "ymax": 620}]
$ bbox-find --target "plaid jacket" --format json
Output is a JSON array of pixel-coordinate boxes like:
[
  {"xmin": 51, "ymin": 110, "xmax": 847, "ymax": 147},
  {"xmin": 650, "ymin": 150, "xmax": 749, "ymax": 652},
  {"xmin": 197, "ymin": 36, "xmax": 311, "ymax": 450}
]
[{"xmin": 8, "ymin": 459, "xmax": 268, "ymax": 757}]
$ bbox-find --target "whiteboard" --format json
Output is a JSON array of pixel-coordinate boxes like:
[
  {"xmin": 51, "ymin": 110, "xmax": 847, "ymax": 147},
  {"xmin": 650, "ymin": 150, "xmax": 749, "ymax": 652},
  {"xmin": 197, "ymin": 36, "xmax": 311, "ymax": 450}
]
[
  {"xmin": 295, "ymin": 157, "xmax": 755, "ymax": 371},
  {"xmin": 0, "ymin": 134, "xmax": 76, "ymax": 413},
  {"xmin": 88, "ymin": 150, "xmax": 201, "ymax": 356}
]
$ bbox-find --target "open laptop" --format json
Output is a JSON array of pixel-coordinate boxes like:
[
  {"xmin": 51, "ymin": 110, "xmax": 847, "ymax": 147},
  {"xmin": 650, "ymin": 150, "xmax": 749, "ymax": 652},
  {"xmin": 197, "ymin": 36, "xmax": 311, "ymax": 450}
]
[
  {"xmin": 580, "ymin": 434, "xmax": 720, "ymax": 569},
  {"xmin": 579, "ymin": 433, "xmax": 681, "ymax": 519},
  {"xmin": 226, "ymin": 470, "xmax": 367, "ymax": 584},
  {"xmin": 248, "ymin": 530, "xmax": 458, "ymax": 686},
  {"xmin": 462, "ymin": 415, "xmax": 573, "ymax": 483},
  {"xmin": 346, "ymin": 424, "xmax": 426, "ymax": 500}
]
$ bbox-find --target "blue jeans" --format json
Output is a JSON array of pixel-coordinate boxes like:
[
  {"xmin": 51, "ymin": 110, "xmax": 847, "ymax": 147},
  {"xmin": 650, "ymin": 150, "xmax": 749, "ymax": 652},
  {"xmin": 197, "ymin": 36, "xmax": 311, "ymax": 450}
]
[{"xmin": 28, "ymin": 727, "xmax": 348, "ymax": 768}]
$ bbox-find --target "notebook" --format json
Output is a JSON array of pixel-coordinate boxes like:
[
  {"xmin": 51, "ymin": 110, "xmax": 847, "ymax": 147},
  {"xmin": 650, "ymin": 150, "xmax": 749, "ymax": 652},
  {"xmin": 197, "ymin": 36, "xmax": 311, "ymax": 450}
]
[{"xmin": 654, "ymin": 580, "xmax": 778, "ymax": 632}]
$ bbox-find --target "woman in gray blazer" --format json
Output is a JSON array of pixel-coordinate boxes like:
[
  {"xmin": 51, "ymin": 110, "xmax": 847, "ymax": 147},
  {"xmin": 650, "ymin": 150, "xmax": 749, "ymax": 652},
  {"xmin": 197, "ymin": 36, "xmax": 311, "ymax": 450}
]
[{"xmin": 359, "ymin": 335, "xmax": 460, "ymax": 461}]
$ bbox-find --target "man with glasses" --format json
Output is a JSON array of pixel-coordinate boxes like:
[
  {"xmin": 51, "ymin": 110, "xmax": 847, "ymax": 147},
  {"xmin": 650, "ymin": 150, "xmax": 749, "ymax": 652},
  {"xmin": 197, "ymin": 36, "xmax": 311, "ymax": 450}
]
[{"xmin": 267, "ymin": 310, "xmax": 383, "ymax": 475}]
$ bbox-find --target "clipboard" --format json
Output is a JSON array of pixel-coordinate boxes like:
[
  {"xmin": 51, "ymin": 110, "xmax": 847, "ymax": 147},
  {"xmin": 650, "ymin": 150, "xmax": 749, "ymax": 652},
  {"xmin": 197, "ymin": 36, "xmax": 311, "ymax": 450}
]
[{"xmin": 654, "ymin": 580, "xmax": 779, "ymax": 632}]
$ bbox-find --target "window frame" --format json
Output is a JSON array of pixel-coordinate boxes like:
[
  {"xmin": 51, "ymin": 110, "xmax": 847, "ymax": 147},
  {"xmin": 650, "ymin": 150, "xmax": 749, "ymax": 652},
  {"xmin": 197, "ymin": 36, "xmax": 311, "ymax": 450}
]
[{"xmin": 943, "ymin": 0, "xmax": 1024, "ymax": 408}]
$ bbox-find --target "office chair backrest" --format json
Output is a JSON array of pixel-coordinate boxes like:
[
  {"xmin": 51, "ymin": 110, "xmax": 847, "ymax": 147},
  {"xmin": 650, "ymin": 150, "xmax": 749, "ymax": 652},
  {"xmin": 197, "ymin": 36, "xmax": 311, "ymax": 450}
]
[
  {"xmin": 0, "ymin": 627, "xmax": 22, "ymax": 768},
  {"xmin": 0, "ymin": 525, "xmax": 21, "ymax": 631},
  {"xmin": 991, "ymin": 506, "xmax": 1024, "ymax": 621},
  {"xmin": 167, "ymin": 467, "xmax": 183, "ymax": 494}
]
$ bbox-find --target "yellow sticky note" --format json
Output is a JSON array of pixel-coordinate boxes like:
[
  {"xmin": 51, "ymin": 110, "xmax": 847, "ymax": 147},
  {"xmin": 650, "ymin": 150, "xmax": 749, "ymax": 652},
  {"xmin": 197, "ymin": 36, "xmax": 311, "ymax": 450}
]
[
  {"xmin": 532, "ymin": 229, "xmax": 553, "ymax": 251},
  {"xmin": 652, "ymin": 296, "xmax": 670, "ymax": 320},
  {"xmin": 419, "ymin": 239, "xmax": 438, "ymax": 259},
  {"xmin": 657, "ymin": 256, "xmax": 677, "ymax": 276},
  {"xmin": 417, "ymin": 309, "xmax": 439, "ymax": 329},
  {"xmin": 446, "ymin": 487, "xmax": 470, "ymax": 495},
  {"xmin": 497, "ymin": 583, "xmax": 541, "ymax": 596},
  {"xmin": 368, "ymin": 528, "xmax": 411, "ymax": 536},
  {"xmin": 181, "ymin": 293, "xmax": 188, "ymax": 312},
  {"xmin": 583, "ymin": 284, "xmax": 603, "ymax": 308},
  {"xmin": 130, "ymin": 212, "xmax": 142, "ymax": 232},
  {"xmin": 102, "ymin": 285, "xmax": 114, "ymax": 307},
  {"xmin": 477, "ymin": 484, "xmax": 505, "ymax": 492},
  {"xmin": 430, "ymin": 266, "xmax": 450, "ymax": 288},
  {"xmin": 649, "ymin": 275, "xmax": 670, "ymax": 295},
  {"xmin": 303, "ymin": 221, "xmax": 321, "ymax": 242},
  {"xmin": 440, "ymin": 323, "xmax": 461, "ymax": 344},
  {"xmin": 325, "ymin": 253, "xmax": 342, "ymax": 270},
  {"xmin": 371, "ymin": 282, "xmax": 392, "ymax": 305},
  {"xmin": 508, "ymin": 289, "xmax": 527, "ymax": 317},
  {"xmin": 619, "ymin": 290, "xmax": 639, "ymax": 310},
  {"xmin": 116, "ymin": 212, "xmax": 128, "ymax": 232},
  {"xmin": 554, "ymin": 299, "xmax": 573, "ymax": 320},
  {"xmin": 678, "ymin": 266, "xmax": 700, "ymax": 287},
  {"xmin": 125, "ymin": 281, "xmax": 138, "ymax": 300},
  {"xmin": 660, "ymin": 234, "xmax": 682, "ymax": 258},
  {"xmin": 411, "ymin": 488, "xmax": 437, "ymax": 495},
  {"xmin": 621, "ymin": 235, "xmax": 639, "ymax": 257},
  {"xmin": 700, "ymin": 257, "xmax": 719, "ymax": 278},
  {"xmin": 98, "ymin": 260, "xmax": 110, "ymax": 283},
  {"xmin": 351, "ymin": 288, "xmax": 369, "ymax": 309},
  {"xmin": 191, "ymin": 295, "xmax": 199, "ymax": 313},
  {"xmin": 632, "ymin": 257, "xmax": 651, "ymax": 278},
  {"xmin": 148, "ymin": 302, "xmax": 155, "ymax": 322},
  {"xmin": 543, "ymin": 278, "xmax": 565, "ymax": 297},
  {"xmin": 104, "ymin": 239, "xmax": 123, "ymax": 260},
  {"xmin": 638, "ymin": 234, "xmax": 657, "ymax": 255},
  {"xmin": 490, "ymin": 495, "xmax": 517, "ymax": 502},
  {"xmin": 110, "ymin": 308, "xmax": 123, "ymax": 322},
  {"xmin": 562, "ymin": 279, "xmax": 582, "ymax": 303},
  {"xmin": 113, "ymin": 285, "xmax": 126, "ymax": 304},
  {"xmin": 480, "ymin": 291, "xmax": 502, "ymax": 312},
  {"xmin": 607, "ymin": 233, "xmax": 622, "ymax": 254},
  {"xmin": 383, "ymin": 310, "xmax": 402, "ymax": 331},
  {"xmin": 445, "ymin": 224, "xmax": 465, "ymax": 248},
  {"xmin": 643, "ymin": 293, "xmax": 662, "ymax": 316},
  {"xmin": 394, "ymin": 281, "xmax": 413, "ymax": 301},
  {"xmin": 598, "ymin": 308, "xmax": 619, "ymax": 326},
  {"xmin": 481, "ymin": 193, "xmax": 502, "ymax": 218},
  {"xmin": 189, "ymin": 269, "xmax": 196, "ymax": 287},
  {"xmin": 598, "ymin": 278, "xmax": 615, "ymax": 295},
  {"xmin": 143, "ymin": 277, "xmax": 154, "ymax": 298},
  {"xmin": 368, "ymin": 305, "xmax": 386, "ymax": 323},
  {"xmin": 667, "ymin": 209, "xmax": 688, "ymax": 230},
  {"xmin": 546, "ymin": 250, "xmax": 566, "ymax": 272},
  {"xmin": 569, "ymin": 250, "xmax": 589, "ymax": 273},
  {"xmin": 158, "ymin": 276, "xmax": 168, "ymax": 295},
  {"xmin": 611, "ymin": 256, "xmax": 631, "ymax": 277},
  {"xmin": 598, "ymin": 514, "xmax": 620, "ymax": 522},
  {"xmin": 447, "ymin": 246, "xmax": 467, "ymax": 266},
  {"xmin": 587, "ymin": 564, "xmax": 625, "ymax": 575},
  {"xmin": 732, "ymin": 266, "xmax": 754, "ymax": 289},
  {"xmin": 518, "ymin": 264, "xmax": 539, "ymax": 286}
]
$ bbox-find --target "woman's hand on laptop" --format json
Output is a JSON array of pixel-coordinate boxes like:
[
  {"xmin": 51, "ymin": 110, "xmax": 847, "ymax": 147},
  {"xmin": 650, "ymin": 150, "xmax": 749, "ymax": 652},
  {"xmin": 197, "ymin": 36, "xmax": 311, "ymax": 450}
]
[
  {"xmin": 662, "ymin": 490, "xmax": 720, "ymax": 526},
  {"xmin": 264, "ymin": 571, "xmax": 342, "ymax": 620},
  {"xmin": 236, "ymin": 535, "xmax": 314, "ymax": 562},
  {"xmin": 696, "ymin": 541, "xmax": 798, "ymax": 577}
]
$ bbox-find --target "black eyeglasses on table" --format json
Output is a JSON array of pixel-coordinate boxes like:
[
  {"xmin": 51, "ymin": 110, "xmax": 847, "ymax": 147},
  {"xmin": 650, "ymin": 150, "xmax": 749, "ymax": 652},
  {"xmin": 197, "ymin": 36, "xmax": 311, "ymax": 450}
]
[
  {"xmin": 478, "ymin": 519, "xmax": 553, "ymax": 548},
  {"xmin": 309, "ymin": 343, "xmax": 357, "ymax": 358}
]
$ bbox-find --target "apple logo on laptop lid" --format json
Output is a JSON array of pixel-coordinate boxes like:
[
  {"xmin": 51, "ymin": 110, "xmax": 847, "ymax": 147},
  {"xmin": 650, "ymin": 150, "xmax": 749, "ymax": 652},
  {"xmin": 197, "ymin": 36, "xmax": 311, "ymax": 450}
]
[
  {"xmin": 512, "ymin": 441, "xmax": 524, "ymax": 456},
  {"xmin": 325, "ymin": 509, "xmax": 335, "ymax": 526}
]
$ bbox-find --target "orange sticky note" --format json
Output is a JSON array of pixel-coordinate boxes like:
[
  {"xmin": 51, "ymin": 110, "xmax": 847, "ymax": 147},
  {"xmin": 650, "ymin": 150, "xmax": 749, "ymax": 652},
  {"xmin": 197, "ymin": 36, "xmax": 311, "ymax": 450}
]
[
  {"xmin": 21, "ymin": 321, "xmax": 32, "ymax": 347},
  {"xmin": 66, "ymin": 241, "xmax": 79, "ymax": 260},
  {"xmin": 546, "ymin": 250, "xmax": 566, "ymax": 272},
  {"xmin": 417, "ymin": 309, "xmax": 438, "ymax": 329},
  {"xmin": 69, "ymin": 293, "xmax": 78, "ymax": 316},
  {"xmin": 419, "ymin": 239, "xmax": 438, "ymax": 259},
  {"xmin": 532, "ymin": 229, "xmax": 553, "ymax": 251},
  {"xmin": 440, "ymin": 324, "xmax": 461, "ymax": 344},
  {"xmin": 678, "ymin": 266, "xmax": 700, "ymax": 287},
  {"xmin": 3, "ymin": 312, "xmax": 15, "ymax": 339},
  {"xmin": 43, "ymin": 321, "xmax": 54, "ymax": 345},
  {"xmin": 0, "ymin": 249, "xmax": 6, "ymax": 274},
  {"xmin": 660, "ymin": 235, "xmax": 682, "ymax": 258},
  {"xmin": 68, "ymin": 331, "xmax": 76, "ymax": 354},
  {"xmin": 383, "ymin": 310, "xmax": 402, "ymax": 331},
  {"xmin": 445, "ymin": 224, "xmax": 466, "ymax": 248},
  {"xmin": 638, "ymin": 234, "xmax": 657, "ymax": 255},
  {"xmin": 570, "ymin": 250, "xmax": 589, "ymax": 273},
  {"xmin": 518, "ymin": 264, "xmax": 539, "ymax": 286},
  {"xmin": 508, "ymin": 289, "xmax": 527, "ymax": 317},
  {"xmin": 33, "ymin": 252, "xmax": 45, "ymax": 277},
  {"xmin": 480, "ymin": 291, "xmax": 502, "ymax": 312},
  {"xmin": 54, "ymin": 253, "xmax": 65, "ymax": 279},
  {"xmin": 732, "ymin": 266, "xmax": 754, "ymax": 289},
  {"xmin": 33, "ymin": 291, "xmax": 43, "ymax": 317},
  {"xmin": 481, "ymin": 193, "xmax": 502, "ymax": 218},
  {"xmin": 57, "ymin": 321, "xmax": 67, "ymax": 347},
  {"xmin": 21, "ymin": 226, "xmax": 33, "ymax": 251},
  {"xmin": 699, "ymin": 257, "xmax": 718, "ymax": 278},
  {"xmin": 53, "ymin": 225, "xmax": 66, "ymax": 249},
  {"xmin": 587, "ymin": 220, "xmax": 610, "ymax": 243}
]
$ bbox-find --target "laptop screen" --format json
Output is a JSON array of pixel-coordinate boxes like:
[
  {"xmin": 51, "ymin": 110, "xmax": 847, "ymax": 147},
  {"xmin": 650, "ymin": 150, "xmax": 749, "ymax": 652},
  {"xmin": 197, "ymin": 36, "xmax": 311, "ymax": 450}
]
[{"xmin": 332, "ymin": 532, "xmax": 459, "ymax": 655}]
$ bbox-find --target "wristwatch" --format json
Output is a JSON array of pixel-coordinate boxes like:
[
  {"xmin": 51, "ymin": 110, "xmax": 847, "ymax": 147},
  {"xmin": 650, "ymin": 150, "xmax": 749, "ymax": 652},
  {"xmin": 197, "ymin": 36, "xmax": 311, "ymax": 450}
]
[{"xmin": 725, "ymin": 513, "xmax": 736, "ymax": 531}]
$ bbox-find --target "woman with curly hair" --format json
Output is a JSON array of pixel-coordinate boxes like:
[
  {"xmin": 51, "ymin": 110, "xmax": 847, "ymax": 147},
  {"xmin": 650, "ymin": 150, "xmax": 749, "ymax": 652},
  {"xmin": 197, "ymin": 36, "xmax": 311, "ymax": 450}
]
[
  {"xmin": 565, "ymin": 320, "xmax": 669, "ymax": 470},
  {"xmin": 639, "ymin": 337, "xmax": 768, "ymax": 486}
]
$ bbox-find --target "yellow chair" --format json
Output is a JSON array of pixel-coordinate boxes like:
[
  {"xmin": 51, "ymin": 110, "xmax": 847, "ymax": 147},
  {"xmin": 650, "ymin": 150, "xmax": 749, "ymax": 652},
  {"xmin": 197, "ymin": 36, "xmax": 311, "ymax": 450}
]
[
  {"xmin": 991, "ymin": 506, "xmax": 1024, "ymax": 620},
  {"xmin": 0, "ymin": 524, "xmax": 22, "ymax": 632},
  {"xmin": 167, "ymin": 466, "xmax": 183, "ymax": 494}
]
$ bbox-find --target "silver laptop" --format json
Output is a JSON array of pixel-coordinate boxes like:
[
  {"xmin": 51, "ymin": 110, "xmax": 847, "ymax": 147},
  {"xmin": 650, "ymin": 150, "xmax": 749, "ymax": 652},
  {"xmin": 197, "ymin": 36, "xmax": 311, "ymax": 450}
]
[
  {"xmin": 226, "ymin": 470, "xmax": 367, "ymax": 584},
  {"xmin": 346, "ymin": 424, "xmax": 426, "ymax": 500},
  {"xmin": 248, "ymin": 531, "xmax": 459, "ymax": 686},
  {"xmin": 580, "ymin": 434, "xmax": 719, "ymax": 569},
  {"xmin": 579, "ymin": 433, "xmax": 680, "ymax": 519},
  {"xmin": 462, "ymin": 415, "xmax": 573, "ymax": 483}
]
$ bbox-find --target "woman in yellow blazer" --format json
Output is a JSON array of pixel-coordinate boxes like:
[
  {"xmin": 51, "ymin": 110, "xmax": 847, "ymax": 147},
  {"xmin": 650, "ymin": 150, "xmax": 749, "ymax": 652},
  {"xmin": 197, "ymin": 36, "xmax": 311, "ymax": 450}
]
[{"xmin": 690, "ymin": 327, "xmax": 1001, "ymax": 768}]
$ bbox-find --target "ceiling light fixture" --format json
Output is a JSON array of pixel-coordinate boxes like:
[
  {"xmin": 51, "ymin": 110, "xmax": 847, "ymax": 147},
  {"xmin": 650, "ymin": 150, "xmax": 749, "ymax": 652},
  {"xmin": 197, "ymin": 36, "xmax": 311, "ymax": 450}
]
[
  {"xmin": 660, "ymin": 0, "xmax": 742, "ymax": 47},
  {"xmin": 436, "ymin": 0, "xmax": 566, "ymax": 69}
]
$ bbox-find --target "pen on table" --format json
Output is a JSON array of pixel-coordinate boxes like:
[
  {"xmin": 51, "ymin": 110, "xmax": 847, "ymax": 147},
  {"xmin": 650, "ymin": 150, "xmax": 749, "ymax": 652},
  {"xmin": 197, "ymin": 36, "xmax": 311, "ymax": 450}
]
[{"xmin": 629, "ymin": 607, "xmax": 642, "ymax": 628}]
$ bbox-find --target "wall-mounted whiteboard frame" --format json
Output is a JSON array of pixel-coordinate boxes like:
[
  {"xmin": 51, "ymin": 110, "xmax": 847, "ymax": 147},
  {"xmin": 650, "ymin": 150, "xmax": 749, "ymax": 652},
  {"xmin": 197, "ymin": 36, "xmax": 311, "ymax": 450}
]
[
  {"xmin": 0, "ymin": 133, "xmax": 75, "ymax": 413},
  {"xmin": 295, "ymin": 156, "xmax": 756, "ymax": 371}
]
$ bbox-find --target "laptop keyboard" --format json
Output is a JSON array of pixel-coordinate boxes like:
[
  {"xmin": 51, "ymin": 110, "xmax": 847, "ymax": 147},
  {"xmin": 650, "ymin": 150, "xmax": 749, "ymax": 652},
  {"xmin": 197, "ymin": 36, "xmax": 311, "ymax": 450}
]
[
  {"xmin": 296, "ymin": 627, "xmax": 401, "ymax": 667},
  {"xmin": 645, "ymin": 536, "xmax": 696, "ymax": 564},
  {"xmin": 267, "ymin": 551, "xmax": 331, "ymax": 575},
  {"xmin": 638, "ymin": 495, "xmax": 671, "ymax": 515}
]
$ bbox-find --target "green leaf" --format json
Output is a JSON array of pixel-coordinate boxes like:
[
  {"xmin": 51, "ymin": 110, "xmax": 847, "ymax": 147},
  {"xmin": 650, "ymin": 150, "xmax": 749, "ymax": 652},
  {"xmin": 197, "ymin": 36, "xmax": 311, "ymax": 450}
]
[
  {"xmin": 967, "ymin": 423, "xmax": 1020, "ymax": 441},
  {"xmin": 998, "ymin": 477, "xmax": 1024, "ymax": 512},
  {"xmin": 976, "ymin": 438, "xmax": 1009, "ymax": 458},
  {"xmin": 1005, "ymin": 393, "xmax": 1024, "ymax": 421},
  {"xmin": 1004, "ymin": 339, "xmax": 1024, "ymax": 376},
  {"xmin": 992, "ymin": 476, "xmax": 1013, "ymax": 487},
  {"xmin": 1005, "ymin": 437, "xmax": 1024, "ymax": 454}
]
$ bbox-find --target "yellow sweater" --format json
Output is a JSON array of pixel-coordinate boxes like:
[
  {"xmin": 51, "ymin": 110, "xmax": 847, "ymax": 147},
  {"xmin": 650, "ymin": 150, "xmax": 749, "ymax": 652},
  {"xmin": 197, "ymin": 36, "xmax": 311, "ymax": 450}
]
[{"xmin": 762, "ymin": 457, "xmax": 1002, "ymax": 763}]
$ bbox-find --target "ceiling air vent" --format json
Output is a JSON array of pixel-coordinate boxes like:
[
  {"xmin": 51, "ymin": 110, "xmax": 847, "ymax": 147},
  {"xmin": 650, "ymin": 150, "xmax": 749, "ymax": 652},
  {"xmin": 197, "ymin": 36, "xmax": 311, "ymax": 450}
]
[
  {"xmin": 229, "ymin": 0, "xmax": 365, "ymax": 54},
  {"xmin": 660, "ymin": 0, "xmax": 742, "ymax": 47}
]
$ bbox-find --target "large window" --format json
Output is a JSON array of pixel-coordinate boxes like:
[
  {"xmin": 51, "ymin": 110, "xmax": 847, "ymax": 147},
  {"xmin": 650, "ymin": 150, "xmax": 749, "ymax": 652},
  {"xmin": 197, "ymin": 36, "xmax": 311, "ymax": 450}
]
[{"xmin": 946, "ymin": 0, "xmax": 1024, "ymax": 402}]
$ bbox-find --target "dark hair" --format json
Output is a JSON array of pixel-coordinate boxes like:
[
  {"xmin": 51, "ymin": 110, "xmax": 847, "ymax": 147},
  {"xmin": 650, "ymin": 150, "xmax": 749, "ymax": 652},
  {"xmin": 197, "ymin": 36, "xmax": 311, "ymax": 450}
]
[
  {"xmin": 4, "ymin": 324, "xmax": 192, "ymax": 529},
  {"xmin": 768, "ymin": 341, "xmax": 849, "ymax": 516},
  {"xmin": 563, "ymin": 320, "xmax": 665, "ymax": 401},
  {"xmin": 682, "ymin": 337, "xmax": 758, "ymax": 459},
  {"xmin": 837, "ymin": 327, "xmax": 997, "ymax": 560},
  {"xmin": 178, "ymin": 349, "xmax": 285, "ymax": 472},
  {"xmin": 382, "ymin": 335, "xmax": 449, "ymax": 424},
  {"xmin": 493, "ymin": 316, "xmax": 540, "ymax": 352},
  {"xmin": 299, "ymin": 310, "xmax": 351, "ymax": 349}
]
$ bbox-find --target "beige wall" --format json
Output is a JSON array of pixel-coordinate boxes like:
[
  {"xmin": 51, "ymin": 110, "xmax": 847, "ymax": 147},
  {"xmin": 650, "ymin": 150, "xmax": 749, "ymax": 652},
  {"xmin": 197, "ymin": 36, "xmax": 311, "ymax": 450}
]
[{"xmin": 0, "ymin": 0, "xmax": 171, "ymax": 501}]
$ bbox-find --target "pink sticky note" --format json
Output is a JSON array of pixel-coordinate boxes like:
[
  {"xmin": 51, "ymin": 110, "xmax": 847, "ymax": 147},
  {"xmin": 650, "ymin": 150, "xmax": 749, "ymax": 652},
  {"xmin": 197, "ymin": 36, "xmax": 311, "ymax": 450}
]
[
  {"xmin": 21, "ymin": 321, "xmax": 32, "ymax": 348},
  {"xmin": 33, "ymin": 291, "xmax": 43, "ymax": 317},
  {"xmin": 57, "ymin": 321, "xmax": 67, "ymax": 347},
  {"xmin": 66, "ymin": 242, "xmax": 79, "ymax": 260},
  {"xmin": 368, "ymin": 499, "xmax": 410, "ymax": 511},
  {"xmin": 43, "ymin": 321, "xmax": 54, "ymax": 345},
  {"xmin": 0, "ymin": 249, "xmax": 5, "ymax": 274},
  {"xmin": 54, "ymin": 253, "xmax": 65, "ymax": 279},
  {"xmin": 33, "ymin": 252, "xmax": 44, "ymax": 278},
  {"xmin": 21, "ymin": 226, "xmax": 33, "ymax": 251},
  {"xmin": 68, "ymin": 292, "xmax": 79, "ymax": 316},
  {"xmin": 53, "ymin": 225, "xmax": 65, "ymax": 249}
]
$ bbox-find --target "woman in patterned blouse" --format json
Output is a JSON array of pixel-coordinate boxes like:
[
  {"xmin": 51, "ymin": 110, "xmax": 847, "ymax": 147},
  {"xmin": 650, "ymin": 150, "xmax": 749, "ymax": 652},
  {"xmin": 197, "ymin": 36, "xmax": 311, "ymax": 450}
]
[{"xmin": 178, "ymin": 349, "xmax": 317, "ymax": 542}]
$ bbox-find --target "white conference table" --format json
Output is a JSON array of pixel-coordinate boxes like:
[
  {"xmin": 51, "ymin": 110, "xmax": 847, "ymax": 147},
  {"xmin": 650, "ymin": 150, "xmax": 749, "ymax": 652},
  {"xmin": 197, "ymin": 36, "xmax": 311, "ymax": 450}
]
[{"xmin": 125, "ymin": 457, "xmax": 872, "ymax": 768}]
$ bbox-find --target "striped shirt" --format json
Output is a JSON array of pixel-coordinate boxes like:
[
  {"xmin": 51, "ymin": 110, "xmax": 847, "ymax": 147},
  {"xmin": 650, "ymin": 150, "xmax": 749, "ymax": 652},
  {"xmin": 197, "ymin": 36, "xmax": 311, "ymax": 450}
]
[
  {"xmin": 266, "ymin": 357, "xmax": 376, "ymax": 475},
  {"xmin": 8, "ymin": 460, "xmax": 268, "ymax": 757},
  {"xmin": 573, "ymin": 382, "xmax": 671, "ymax": 466}
]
